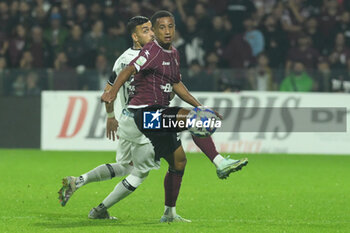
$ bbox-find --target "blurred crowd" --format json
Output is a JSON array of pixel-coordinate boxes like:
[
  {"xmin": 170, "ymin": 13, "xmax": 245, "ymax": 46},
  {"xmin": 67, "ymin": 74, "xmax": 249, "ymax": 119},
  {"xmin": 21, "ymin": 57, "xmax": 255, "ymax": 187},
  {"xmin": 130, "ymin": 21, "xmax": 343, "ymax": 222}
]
[{"xmin": 1, "ymin": 0, "xmax": 350, "ymax": 96}]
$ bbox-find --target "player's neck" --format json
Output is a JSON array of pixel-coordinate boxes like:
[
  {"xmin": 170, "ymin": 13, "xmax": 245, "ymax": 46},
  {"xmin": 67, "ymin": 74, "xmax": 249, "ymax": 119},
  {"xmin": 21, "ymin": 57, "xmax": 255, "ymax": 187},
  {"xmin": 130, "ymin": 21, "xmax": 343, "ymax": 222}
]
[
  {"xmin": 156, "ymin": 39, "xmax": 171, "ymax": 50},
  {"xmin": 132, "ymin": 43, "xmax": 142, "ymax": 50}
]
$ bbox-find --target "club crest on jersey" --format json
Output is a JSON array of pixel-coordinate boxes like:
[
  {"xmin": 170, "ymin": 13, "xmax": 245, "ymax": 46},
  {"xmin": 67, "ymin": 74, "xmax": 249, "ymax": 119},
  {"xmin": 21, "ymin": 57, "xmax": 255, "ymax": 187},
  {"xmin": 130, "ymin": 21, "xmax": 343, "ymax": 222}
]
[
  {"xmin": 160, "ymin": 83, "xmax": 173, "ymax": 93},
  {"xmin": 136, "ymin": 56, "xmax": 147, "ymax": 66}
]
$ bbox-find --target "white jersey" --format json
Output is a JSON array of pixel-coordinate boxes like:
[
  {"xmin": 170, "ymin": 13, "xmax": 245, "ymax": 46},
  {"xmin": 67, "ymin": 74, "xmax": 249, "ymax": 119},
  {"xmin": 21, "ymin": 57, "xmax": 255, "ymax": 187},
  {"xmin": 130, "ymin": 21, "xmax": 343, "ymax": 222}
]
[{"xmin": 110, "ymin": 48, "xmax": 150, "ymax": 144}]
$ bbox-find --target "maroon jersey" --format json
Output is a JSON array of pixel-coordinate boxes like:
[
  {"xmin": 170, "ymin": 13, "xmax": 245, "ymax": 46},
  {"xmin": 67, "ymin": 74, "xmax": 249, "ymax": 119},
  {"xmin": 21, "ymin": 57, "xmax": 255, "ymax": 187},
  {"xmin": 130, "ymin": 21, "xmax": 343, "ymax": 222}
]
[{"xmin": 128, "ymin": 40, "xmax": 181, "ymax": 107}]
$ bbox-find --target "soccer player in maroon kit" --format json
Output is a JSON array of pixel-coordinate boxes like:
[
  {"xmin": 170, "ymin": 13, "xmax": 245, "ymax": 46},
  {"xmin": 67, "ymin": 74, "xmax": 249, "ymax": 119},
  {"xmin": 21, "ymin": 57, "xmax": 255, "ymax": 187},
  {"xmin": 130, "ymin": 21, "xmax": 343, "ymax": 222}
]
[{"xmin": 102, "ymin": 11, "xmax": 248, "ymax": 222}]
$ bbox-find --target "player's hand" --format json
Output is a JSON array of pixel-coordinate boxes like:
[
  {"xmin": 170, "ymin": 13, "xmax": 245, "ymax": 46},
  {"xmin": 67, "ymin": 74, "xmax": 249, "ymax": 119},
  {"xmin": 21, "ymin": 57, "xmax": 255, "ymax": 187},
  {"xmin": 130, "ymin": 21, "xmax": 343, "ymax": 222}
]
[
  {"xmin": 106, "ymin": 117, "xmax": 119, "ymax": 141},
  {"xmin": 213, "ymin": 110, "xmax": 223, "ymax": 120},
  {"xmin": 101, "ymin": 90, "xmax": 116, "ymax": 104}
]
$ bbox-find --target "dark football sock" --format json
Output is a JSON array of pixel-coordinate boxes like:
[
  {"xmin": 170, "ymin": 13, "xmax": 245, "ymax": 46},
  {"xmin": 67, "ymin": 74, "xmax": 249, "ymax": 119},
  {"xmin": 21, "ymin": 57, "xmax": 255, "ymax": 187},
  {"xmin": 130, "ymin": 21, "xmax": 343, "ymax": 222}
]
[
  {"xmin": 191, "ymin": 135, "xmax": 219, "ymax": 162},
  {"xmin": 164, "ymin": 168, "xmax": 183, "ymax": 207}
]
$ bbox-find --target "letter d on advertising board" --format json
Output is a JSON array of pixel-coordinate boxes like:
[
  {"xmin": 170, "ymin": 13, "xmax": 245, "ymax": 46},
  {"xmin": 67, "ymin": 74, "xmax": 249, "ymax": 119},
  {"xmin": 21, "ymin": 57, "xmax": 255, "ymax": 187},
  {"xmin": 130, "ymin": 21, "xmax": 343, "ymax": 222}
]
[{"xmin": 57, "ymin": 96, "xmax": 87, "ymax": 138}]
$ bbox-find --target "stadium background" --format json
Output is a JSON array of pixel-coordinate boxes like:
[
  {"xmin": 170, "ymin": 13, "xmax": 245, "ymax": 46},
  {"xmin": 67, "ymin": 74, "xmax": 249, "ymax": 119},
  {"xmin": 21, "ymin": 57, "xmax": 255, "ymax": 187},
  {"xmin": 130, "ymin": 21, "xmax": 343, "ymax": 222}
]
[
  {"xmin": 1, "ymin": 1, "xmax": 350, "ymax": 233},
  {"xmin": 2, "ymin": 0, "xmax": 350, "ymax": 94}
]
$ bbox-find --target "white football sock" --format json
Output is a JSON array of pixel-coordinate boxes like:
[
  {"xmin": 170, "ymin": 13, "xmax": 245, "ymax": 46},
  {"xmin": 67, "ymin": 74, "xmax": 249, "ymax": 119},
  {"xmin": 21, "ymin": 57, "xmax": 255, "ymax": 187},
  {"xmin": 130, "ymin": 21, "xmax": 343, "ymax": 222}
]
[
  {"xmin": 102, "ymin": 174, "xmax": 146, "ymax": 209},
  {"xmin": 102, "ymin": 181, "xmax": 133, "ymax": 208},
  {"xmin": 75, "ymin": 174, "xmax": 87, "ymax": 188},
  {"xmin": 164, "ymin": 206, "xmax": 177, "ymax": 217},
  {"xmin": 77, "ymin": 163, "xmax": 133, "ymax": 188},
  {"xmin": 213, "ymin": 154, "xmax": 225, "ymax": 167}
]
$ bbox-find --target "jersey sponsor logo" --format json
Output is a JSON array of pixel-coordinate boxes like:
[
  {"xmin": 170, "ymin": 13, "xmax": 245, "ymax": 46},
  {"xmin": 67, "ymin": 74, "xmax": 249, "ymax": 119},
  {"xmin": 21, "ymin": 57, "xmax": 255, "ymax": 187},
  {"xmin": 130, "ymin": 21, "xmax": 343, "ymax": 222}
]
[
  {"xmin": 127, "ymin": 82, "xmax": 136, "ymax": 92},
  {"xmin": 143, "ymin": 110, "xmax": 161, "ymax": 129},
  {"xmin": 126, "ymin": 77, "xmax": 135, "ymax": 98},
  {"xmin": 162, "ymin": 61, "xmax": 170, "ymax": 66},
  {"xmin": 128, "ymin": 85, "xmax": 135, "ymax": 91},
  {"xmin": 160, "ymin": 83, "xmax": 173, "ymax": 93},
  {"xmin": 136, "ymin": 56, "xmax": 147, "ymax": 66}
]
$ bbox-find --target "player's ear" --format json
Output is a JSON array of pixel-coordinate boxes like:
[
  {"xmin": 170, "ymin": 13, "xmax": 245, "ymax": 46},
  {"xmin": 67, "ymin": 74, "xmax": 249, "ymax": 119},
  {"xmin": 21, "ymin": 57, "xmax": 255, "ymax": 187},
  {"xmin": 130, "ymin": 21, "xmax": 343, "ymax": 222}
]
[{"xmin": 131, "ymin": 32, "xmax": 138, "ymax": 42}]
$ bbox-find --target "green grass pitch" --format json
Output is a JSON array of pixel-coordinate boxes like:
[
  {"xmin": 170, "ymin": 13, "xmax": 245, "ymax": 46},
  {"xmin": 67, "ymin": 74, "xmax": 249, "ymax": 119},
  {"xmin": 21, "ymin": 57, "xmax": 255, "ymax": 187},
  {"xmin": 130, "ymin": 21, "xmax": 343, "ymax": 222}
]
[{"xmin": 0, "ymin": 149, "xmax": 350, "ymax": 233}]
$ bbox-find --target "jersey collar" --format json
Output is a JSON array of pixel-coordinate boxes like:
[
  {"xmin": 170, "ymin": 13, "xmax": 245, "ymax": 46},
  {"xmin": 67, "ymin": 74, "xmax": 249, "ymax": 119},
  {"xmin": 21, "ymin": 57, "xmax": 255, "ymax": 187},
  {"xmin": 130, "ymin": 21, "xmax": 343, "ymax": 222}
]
[{"xmin": 154, "ymin": 40, "xmax": 173, "ymax": 53}]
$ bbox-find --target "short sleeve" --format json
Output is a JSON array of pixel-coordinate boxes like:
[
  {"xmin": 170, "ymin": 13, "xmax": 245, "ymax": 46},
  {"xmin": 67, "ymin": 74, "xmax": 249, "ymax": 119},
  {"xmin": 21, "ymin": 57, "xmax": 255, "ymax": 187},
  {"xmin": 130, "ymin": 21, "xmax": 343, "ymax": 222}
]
[
  {"xmin": 129, "ymin": 42, "xmax": 159, "ymax": 72},
  {"xmin": 112, "ymin": 56, "xmax": 123, "ymax": 75}
]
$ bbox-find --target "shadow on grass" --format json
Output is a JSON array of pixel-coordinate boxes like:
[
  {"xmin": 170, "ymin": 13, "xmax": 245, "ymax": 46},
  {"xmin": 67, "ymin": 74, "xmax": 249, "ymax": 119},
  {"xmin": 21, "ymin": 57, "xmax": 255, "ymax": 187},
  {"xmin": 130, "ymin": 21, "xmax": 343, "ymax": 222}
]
[
  {"xmin": 30, "ymin": 211, "xmax": 167, "ymax": 229},
  {"xmin": 33, "ymin": 220, "xmax": 175, "ymax": 230}
]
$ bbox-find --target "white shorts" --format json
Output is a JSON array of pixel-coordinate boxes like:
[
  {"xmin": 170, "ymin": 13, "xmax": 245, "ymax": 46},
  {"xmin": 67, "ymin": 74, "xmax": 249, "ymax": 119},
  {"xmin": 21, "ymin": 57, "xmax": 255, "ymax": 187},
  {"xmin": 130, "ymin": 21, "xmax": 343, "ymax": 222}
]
[
  {"xmin": 115, "ymin": 136, "xmax": 160, "ymax": 173},
  {"xmin": 115, "ymin": 108, "xmax": 159, "ymax": 173},
  {"xmin": 116, "ymin": 109, "xmax": 149, "ymax": 144}
]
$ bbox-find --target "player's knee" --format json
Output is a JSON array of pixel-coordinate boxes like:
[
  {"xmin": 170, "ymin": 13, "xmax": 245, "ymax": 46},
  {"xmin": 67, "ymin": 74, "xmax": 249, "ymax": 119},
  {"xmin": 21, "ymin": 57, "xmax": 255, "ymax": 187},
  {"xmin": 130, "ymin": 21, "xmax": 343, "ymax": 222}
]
[
  {"xmin": 177, "ymin": 108, "xmax": 190, "ymax": 122},
  {"xmin": 110, "ymin": 163, "xmax": 133, "ymax": 176},
  {"xmin": 174, "ymin": 158, "xmax": 187, "ymax": 171},
  {"xmin": 179, "ymin": 108, "xmax": 190, "ymax": 115},
  {"xmin": 131, "ymin": 169, "xmax": 149, "ymax": 179}
]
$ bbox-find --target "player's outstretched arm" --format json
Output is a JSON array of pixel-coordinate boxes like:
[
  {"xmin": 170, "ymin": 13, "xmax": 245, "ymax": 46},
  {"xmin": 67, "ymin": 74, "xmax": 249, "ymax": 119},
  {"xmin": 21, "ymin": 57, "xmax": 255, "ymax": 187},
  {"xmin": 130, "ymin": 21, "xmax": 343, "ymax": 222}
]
[
  {"xmin": 173, "ymin": 81, "xmax": 223, "ymax": 119},
  {"xmin": 104, "ymin": 83, "xmax": 118, "ymax": 141},
  {"xmin": 101, "ymin": 65, "xmax": 136, "ymax": 103},
  {"xmin": 173, "ymin": 81, "xmax": 201, "ymax": 107}
]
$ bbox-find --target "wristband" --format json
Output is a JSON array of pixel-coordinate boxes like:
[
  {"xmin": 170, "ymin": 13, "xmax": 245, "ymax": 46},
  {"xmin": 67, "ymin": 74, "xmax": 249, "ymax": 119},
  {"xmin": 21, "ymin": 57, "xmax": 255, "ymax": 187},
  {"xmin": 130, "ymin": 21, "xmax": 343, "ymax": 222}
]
[{"xmin": 107, "ymin": 112, "xmax": 115, "ymax": 118}]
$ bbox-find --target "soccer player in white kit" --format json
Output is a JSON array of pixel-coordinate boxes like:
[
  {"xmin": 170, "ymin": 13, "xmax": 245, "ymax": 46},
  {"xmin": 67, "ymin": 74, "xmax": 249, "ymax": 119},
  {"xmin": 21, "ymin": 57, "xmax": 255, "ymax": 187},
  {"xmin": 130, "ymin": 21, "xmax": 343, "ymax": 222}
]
[{"xmin": 58, "ymin": 16, "xmax": 159, "ymax": 220}]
